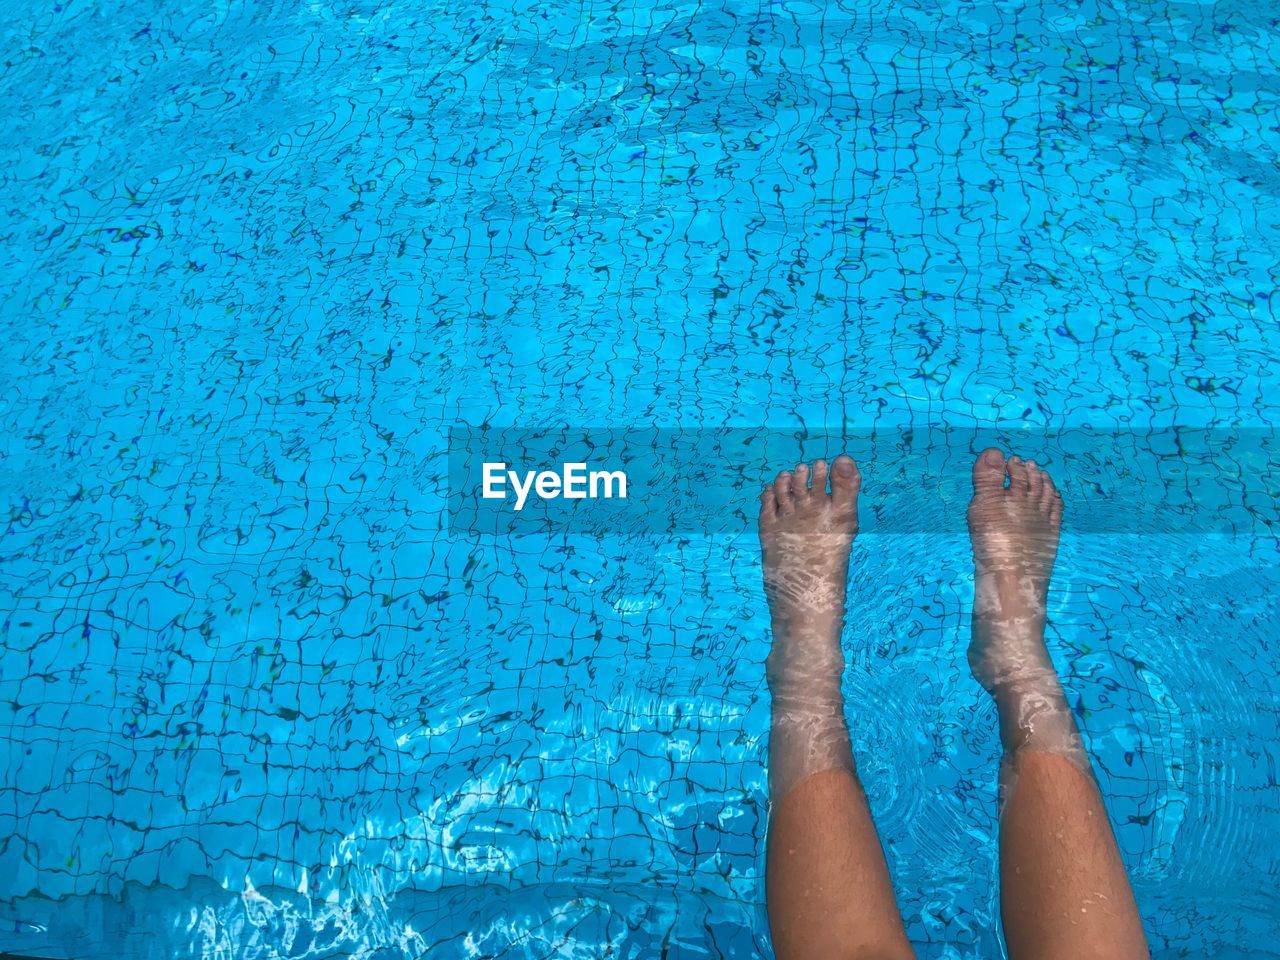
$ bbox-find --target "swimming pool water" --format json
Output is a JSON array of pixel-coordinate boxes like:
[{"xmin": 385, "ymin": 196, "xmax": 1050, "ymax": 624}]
[{"xmin": 1, "ymin": 0, "xmax": 1278, "ymax": 956}]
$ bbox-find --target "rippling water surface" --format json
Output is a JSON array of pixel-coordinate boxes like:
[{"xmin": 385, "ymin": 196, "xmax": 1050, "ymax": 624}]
[{"xmin": 1, "ymin": 0, "xmax": 1278, "ymax": 956}]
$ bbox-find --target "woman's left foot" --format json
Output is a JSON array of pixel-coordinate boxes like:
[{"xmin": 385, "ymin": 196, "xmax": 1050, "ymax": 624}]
[
  {"xmin": 758, "ymin": 455, "xmax": 863, "ymax": 795},
  {"xmin": 759, "ymin": 455, "xmax": 862, "ymax": 631},
  {"xmin": 759, "ymin": 456, "xmax": 861, "ymax": 693}
]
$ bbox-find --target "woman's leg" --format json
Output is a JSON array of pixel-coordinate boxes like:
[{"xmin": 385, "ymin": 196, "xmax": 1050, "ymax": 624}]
[
  {"xmin": 967, "ymin": 448, "xmax": 1148, "ymax": 960},
  {"xmin": 760, "ymin": 457, "xmax": 914, "ymax": 960}
]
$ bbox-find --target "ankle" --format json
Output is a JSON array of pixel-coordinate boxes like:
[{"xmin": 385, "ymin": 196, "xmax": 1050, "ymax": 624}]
[
  {"xmin": 992, "ymin": 676, "xmax": 1083, "ymax": 758},
  {"xmin": 766, "ymin": 650, "xmax": 846, "ymax": 696}
]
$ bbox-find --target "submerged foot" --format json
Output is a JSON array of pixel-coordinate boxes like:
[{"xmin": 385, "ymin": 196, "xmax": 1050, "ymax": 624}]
[
  {"xmin": 758, "ymin": 456, "xmax": 862, "ymax": 797},
  {"xmin": 967, "ymin": 447, "xmax": 1063, "ymax": 692},
  {"xmin": 759, "ymin": 455, "xmax": 862, "ymax": 629}
]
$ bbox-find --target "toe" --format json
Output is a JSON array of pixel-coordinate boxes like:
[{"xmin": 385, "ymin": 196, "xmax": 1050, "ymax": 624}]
[
  {"xmin": 811, "ymin": 459, "xmax": 829, "ymax": 497},
  {"xmin": 972, "ymin": 447, "xmax": 1006, "ymax": 495},
  {"xmin": 1007, "ymin": 456, "xmax": 1029, "ymax": 492},
  {"xmin": 775, "ymin": 470, "xmax": 795, "ymax": 513},
  {"xmin": 1026, "ymin": 459, "xmax": 1045, "ymax": 499},
  {"xmin": 792, "ymin": 462, "xmax": 811, "ymax": 500},
  {"xmin": 1038, "ymin": 469, "xmax": 1059, "ymax": 509},
  {"xmin": 830, "ymin": 454, "xmax": 861, "ymax": 505},
  {"xmin": 1039, "ymin": 471, "xmax": 1059, "ymax": 512}
]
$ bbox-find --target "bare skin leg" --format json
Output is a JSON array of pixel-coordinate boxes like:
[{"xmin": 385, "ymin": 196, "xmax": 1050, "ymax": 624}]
[
  {"xmin": 760, "ymin": 456, "xmax": 914, "ymax": 960},
  {"xmin": 968, "ymin": 448, "xmax": 1149, "ymax": 960}
]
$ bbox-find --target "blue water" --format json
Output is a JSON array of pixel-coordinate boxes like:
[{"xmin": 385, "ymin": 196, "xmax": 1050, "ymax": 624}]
[{"xmin": 2, "ymin": 0, "xmax": 1278, "ymax": 957}]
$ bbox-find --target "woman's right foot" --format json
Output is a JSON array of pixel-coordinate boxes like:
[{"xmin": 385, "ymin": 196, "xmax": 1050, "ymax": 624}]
[
  {"xmin": 967, "ymin": 447, "xmax": 1063, "ymax": 694},
  {"xmin": 968, "ymin": 448, "xmax": 1088, "ymax": 767}
]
